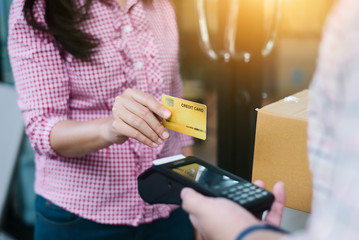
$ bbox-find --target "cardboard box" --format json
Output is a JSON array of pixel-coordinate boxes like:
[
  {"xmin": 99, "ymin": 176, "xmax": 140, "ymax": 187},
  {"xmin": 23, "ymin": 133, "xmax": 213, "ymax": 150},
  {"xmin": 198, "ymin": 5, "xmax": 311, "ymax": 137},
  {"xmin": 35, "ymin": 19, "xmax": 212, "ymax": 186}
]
[{"xmin": 252, "ymin": 90, "xmax": 312, "ymax": 213}]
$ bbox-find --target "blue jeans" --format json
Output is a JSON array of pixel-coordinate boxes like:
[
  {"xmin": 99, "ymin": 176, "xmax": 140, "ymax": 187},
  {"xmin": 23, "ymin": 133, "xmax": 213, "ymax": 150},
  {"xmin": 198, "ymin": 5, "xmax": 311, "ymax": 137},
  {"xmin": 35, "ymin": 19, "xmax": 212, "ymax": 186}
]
[{"xmin": 34, "ymin": 195, "xmax": 194, "ymax": 240}]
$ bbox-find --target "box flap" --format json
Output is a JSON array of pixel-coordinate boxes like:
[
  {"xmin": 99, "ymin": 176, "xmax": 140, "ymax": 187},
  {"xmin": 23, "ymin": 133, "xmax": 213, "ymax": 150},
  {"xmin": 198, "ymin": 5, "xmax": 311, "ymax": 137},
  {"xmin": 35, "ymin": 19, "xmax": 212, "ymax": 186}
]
[{"xmin": 258, "ymin": 90, "xmax": 309, "ymax": 120}]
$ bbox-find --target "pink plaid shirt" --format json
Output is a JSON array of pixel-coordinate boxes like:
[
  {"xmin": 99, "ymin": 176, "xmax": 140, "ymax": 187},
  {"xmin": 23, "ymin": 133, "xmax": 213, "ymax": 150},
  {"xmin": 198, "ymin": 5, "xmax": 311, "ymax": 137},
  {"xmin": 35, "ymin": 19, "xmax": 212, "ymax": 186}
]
[{"xmin": 8, "ymin": 0, "xmax": 193, "ymax": 225}]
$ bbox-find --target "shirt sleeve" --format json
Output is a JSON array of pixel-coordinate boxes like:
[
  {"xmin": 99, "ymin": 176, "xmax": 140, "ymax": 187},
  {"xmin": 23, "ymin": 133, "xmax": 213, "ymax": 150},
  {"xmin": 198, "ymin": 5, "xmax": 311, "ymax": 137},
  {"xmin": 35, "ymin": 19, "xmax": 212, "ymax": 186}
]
[
  {"xmin": 284, "ymin": 72, "xmax": 359, "ymax": 236},
  {"xmin": 305, "ymin": 44, "xmax": 359, "ymax": 240},
  {"xmin": 281, "ymin": 2, "xmax": 359, "ymax": 239},
  {"xmin": 8, "ymin": 2, "xmax": 70, "ymax": 158}
]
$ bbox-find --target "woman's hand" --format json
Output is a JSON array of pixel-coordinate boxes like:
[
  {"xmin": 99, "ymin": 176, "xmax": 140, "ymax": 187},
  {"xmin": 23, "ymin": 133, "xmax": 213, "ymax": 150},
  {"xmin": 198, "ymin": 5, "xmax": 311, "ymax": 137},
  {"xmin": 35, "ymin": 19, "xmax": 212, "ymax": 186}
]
[
  {"xmin": 105, "ymin": 88, "xmax": 171, "ymax": 148},
  {"xmin": 50, "ymin": 89, "xmax": 170, "ymax": 157}
]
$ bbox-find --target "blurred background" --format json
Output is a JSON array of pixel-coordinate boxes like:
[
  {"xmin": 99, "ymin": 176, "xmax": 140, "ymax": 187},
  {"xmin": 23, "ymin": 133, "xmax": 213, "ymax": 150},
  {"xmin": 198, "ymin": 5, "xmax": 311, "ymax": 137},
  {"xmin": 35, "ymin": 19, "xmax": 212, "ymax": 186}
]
[
  {"xmin": 0, "ymin": 0, "xmax": 335, "ymax": 239},
  {"xmin": 175, "ymin": 0, "xmax": 334, "ymax": 166}
]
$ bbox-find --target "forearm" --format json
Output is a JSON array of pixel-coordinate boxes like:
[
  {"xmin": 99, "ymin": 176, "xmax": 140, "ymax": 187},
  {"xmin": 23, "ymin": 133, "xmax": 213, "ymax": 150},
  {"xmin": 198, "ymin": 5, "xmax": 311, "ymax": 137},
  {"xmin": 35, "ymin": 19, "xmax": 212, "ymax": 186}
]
[{"xmin": 50, "ymin": 117, "xmax": 113, "ymax": 157}]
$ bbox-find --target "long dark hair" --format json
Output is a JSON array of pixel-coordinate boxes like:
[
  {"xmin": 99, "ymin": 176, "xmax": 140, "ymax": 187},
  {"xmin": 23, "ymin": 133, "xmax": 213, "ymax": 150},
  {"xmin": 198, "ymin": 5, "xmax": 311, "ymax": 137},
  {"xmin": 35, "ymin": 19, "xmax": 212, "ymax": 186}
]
[{"xmin": 23, "ymin": 0, "xmax": 103, "ymax": 61}]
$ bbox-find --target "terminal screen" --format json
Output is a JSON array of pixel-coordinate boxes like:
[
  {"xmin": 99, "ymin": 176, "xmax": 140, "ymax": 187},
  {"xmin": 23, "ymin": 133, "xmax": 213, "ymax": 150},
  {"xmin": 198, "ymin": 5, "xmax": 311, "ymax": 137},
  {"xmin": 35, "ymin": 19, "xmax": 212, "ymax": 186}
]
[{"xmin": 172, "ymin": 163, "xmax": 239, "ymax": 190}]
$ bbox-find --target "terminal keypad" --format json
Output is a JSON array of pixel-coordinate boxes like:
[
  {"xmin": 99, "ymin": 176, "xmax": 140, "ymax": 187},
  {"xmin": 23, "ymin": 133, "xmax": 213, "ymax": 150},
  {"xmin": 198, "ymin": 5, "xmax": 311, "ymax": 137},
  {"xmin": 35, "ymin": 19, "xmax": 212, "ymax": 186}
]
[{"xmin": 220, "ymin": 183, "xmax": 269, "ymax": 205}]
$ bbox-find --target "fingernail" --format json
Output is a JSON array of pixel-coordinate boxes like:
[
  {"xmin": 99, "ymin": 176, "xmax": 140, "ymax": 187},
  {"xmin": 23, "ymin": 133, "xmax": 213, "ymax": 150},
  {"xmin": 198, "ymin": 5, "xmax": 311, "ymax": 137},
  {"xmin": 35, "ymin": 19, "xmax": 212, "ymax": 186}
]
[
  {"xmin": 277, "ymin": 181, "xmax": 284, "ymax": 186},
  {"xmin": 152, "ymin": 142, "xmax": 159, "ymax": 148},
  {"xmin": 157, "ymin": 138, "xmax": 163, "ymax": 144},
  {"xmin": 162, "ymin": 131, "xmax": 169, "ymax": 139},
  {"xmin": 163, "ymin": 111, "xmax": 171, "ymax": 119}
]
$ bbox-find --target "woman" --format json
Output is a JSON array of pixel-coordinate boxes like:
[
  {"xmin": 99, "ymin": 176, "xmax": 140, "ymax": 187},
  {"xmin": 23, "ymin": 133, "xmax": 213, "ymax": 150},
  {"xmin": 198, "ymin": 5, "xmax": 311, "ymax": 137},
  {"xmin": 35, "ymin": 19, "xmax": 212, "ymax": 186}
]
[{"xmin": 8, "ymin": 0, "xmax": 195, "ymax": 239}]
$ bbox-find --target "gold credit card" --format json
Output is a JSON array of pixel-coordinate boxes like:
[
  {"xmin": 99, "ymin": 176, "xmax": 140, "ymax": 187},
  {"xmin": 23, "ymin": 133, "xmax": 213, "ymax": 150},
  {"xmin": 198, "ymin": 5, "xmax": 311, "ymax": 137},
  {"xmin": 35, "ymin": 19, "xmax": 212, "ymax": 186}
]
[{"xmin": 162, "ymin": 94, "xmax": 207, "ymax": 140}]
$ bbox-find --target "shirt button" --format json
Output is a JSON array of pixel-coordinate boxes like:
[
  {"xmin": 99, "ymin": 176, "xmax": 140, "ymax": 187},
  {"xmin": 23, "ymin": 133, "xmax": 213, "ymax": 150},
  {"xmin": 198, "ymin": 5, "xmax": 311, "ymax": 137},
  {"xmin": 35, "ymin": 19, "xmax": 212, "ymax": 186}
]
[
  {"xmin": 135, "ymin": 61, "xmax": 144, "ymax": 69},
  {"xmin": 123, "ymin": 25, "xmax": 132, "ymax": 33}
]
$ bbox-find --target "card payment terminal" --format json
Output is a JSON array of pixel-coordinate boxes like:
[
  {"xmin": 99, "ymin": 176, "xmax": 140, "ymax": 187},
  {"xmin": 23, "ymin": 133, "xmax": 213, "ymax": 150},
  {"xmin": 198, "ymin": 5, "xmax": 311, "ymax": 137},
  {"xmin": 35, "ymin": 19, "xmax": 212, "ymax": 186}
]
[{"xmin": 137, "ymin": 155, "xmax": 274, "ymax": 215}]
